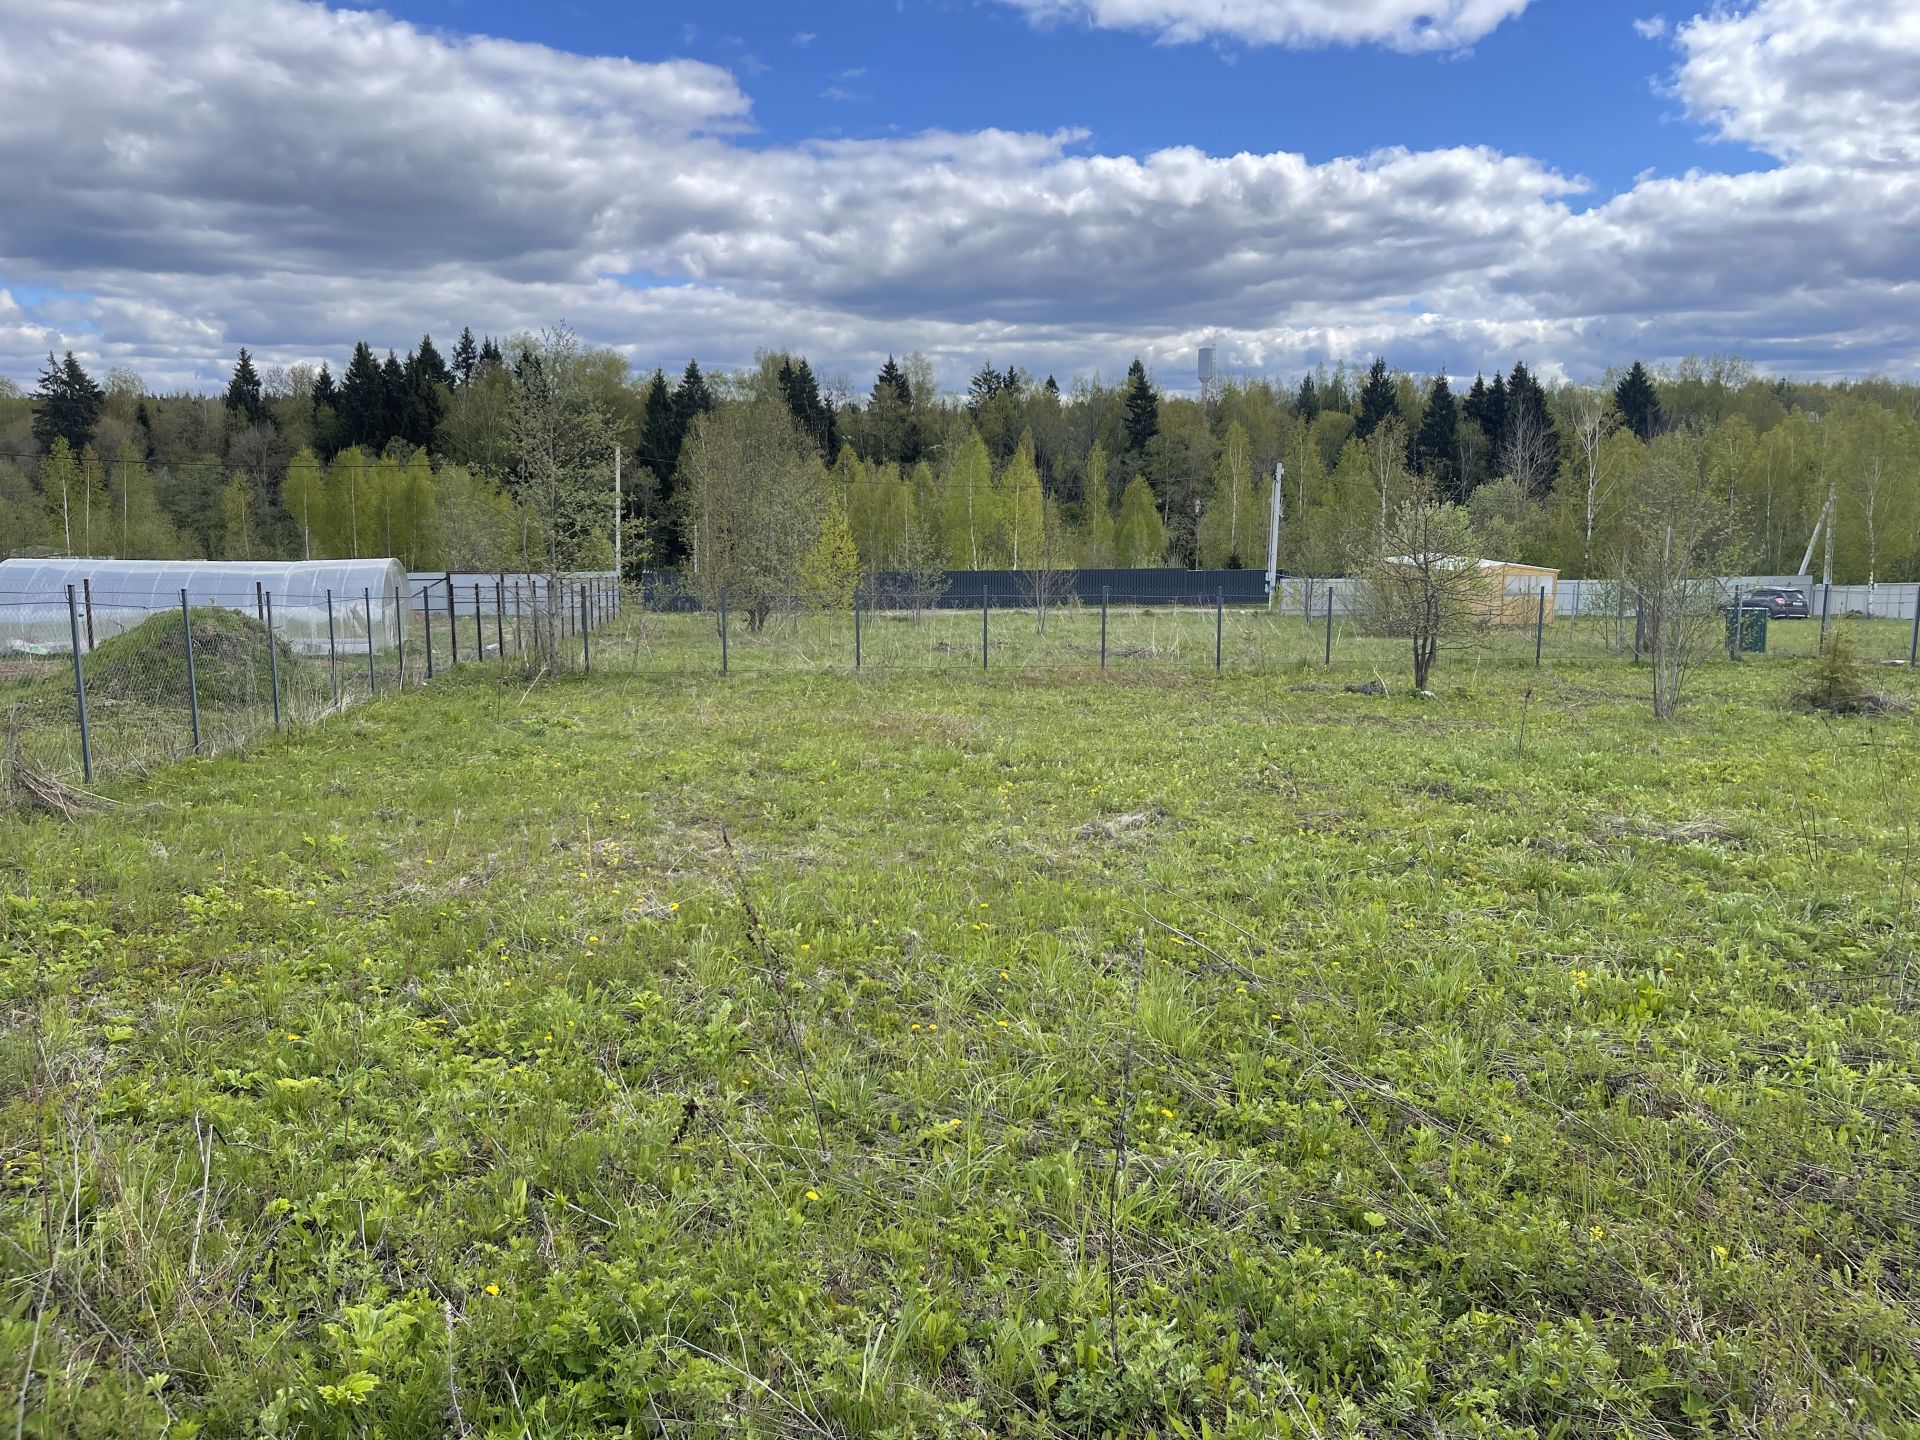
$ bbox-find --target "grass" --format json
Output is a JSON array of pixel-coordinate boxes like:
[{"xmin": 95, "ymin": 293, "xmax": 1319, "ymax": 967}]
[{"xmin": 4, "ymin": 635, "xmax": 1920, "ymax": 1437}]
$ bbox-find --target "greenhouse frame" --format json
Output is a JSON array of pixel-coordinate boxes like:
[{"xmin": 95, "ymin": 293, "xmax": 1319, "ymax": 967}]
[{"xmin": 0, "ymin": 557, "xmax": 413, "ymax": 655}]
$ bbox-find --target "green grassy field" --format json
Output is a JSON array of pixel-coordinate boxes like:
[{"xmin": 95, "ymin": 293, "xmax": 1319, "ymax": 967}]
[{"xmin": 4, "ymin": 643, "xmax": 1919, "ymax": 1437}]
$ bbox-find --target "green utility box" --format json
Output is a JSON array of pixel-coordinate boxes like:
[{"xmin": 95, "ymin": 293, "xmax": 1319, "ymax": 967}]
[{"xmin": 1726, "ymin": 605, "xmax": 1768, "ymax": 655}]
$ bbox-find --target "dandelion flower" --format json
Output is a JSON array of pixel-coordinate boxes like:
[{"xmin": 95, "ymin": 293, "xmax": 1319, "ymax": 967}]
[
  {"xmin": 484, "ymin": 1284, "xmax": 500, "ymax": 1296},
  {"xmin": 804, "ymin": 1189, "xmax": 820, "ymax": 1201}
]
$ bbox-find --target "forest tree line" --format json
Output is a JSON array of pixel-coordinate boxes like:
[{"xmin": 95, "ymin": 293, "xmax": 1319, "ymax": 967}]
[{"xmin": 4, "ymin": 334, "xmax": 1918, "ymax": 590}]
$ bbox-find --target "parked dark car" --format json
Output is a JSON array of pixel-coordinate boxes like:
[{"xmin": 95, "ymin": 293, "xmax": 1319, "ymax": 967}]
[{"xmin": 1741, "ymin": 586, "xmax": 1811, "ymax": 619}]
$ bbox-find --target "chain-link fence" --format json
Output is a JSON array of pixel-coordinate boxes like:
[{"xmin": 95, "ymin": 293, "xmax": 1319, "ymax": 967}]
[
  {"xmin": 2, "ymin": 574, "xmax": 623, "ymax": 786},
  {"xmin": 580, "ymin": 574, "xmax": 1920, "ymax": 678},
  {"xmin": 8, "ymin": 567, "xmax": 1916, "ymax": 791}
]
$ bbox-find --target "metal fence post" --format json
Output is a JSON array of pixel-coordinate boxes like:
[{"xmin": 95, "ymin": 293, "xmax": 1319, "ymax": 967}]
[
  {"xmin": 446, "ymin": 574, "xmax": 458, "ymax": 665},
  {"xmin": 513, "ymin": 584, "xmax": 523, "ymax": 656},
  {"xmin": 1910, "ymin": 591, "xmax": 1920, "ymax": 668},
  {"xmin": 581, "ymin": 586, "xmax": 590, "ymax": 673},
  {"xmin": 254, "ymin": 580, "xmax": 264, "ymax": 625},
  {"xmin": 326, "ymin": 589, "xmax": 340, "ymax": 705},
  {"xmin": 365, "ymin": 587, "xmax": 377, "ymax": 695},
  {"xmin": 82, "ymin": 576, "xmax": 96, "ymax": 651},
  {"xmin": 981, "ymin": 589, "xmax": 989, "ymax": 671},
  {"xmin": 473, "ymin": 583, "xmax": 484, "ymax": 659},
  {"xmin": 265, "ymin": 591, "xmax": 282, "ymax": 733},
  {"xmin": 854, "ymin": 586, "xmax": 862, "ymax": 671},
  {"xmin": 1324, "ymin": 587, "xmax": 1335, "ymax": 666},
  {"xmin": 1633, "ymin": 590, "xmax": 1644, "ymax": 665},
  {"xmin": 495, "ymin": 578, "xmax": 506, "ymax": 660},
  {"xmin": 1536, "ymin": 587, "xmax": 1546, "ymax": 668},
  {"xmin": 66, "ymin": 585, "xmax": 92, "ymax": 782},
  {"xmin": 720, "ymin": 587, "xmax": 729, "ymax": 675},
  {"xmin": 1820, "ymin": 582, "xmax": 1832, "ymax": 646},
  {"xmin": 423, "ymin": 585, "xmax": 435, "ymax": 679},
  {"xmin": 181, "ymin": 588, "xmax": 201, "ymax": 755},
  {"xmin": 394, "ymin": 585, "xmax": 407, "ymax": 685},
  {"xmin": 1101, "ymin": 587, "xmax": 1109, "ymax": 672},
  {"xmin": 1215, "ymin": 589, "xmax": 1224, "ymax": 671}
]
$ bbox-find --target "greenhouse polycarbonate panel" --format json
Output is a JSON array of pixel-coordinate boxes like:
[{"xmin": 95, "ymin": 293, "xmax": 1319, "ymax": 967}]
[{"xmin": 0, "ymin": 557, "xmax": 412, "ymax": 653}]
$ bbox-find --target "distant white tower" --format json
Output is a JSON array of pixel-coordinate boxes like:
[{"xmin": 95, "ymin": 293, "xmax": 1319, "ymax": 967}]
[{"xmin": 1198, "ymin": 341, "xmax": 1222, "ymax": 401}]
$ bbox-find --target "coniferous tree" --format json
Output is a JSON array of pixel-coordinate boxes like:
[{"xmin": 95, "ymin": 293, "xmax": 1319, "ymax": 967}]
[
  {"xmin": 312, "ymin": 362, "xmax": 337, "ymax": 416},
  {"xmin": 1295, "ymin": 373, "xmax": 1321, "ymax": 421},
  {"xmin": 671, "ymin": 359, "xmax": 714, "ymax": 451},
  {"xmin": 1122, "ymin": 358, "xmax": 1159, "ymax": 453},
  {"xmin": 634, "ymin": 372, "xmax": 682, "ymax": 563},
  {"xmin": 781, "ymin": 357, "xmax": 835, "ymax": 459},
  {"xmin": 1614, "ymin": 361, "xmax": 1662, "ymax": 441},
  {"xmin": 478, "ymin": 336, "xmax": 504, "ymax": 370},
  {"xmin": 1355, "ymin": 357, "xmax": 1399, "ymax": 440},
  {"xmin": 873, "ymin": 355, "xmax": 911, "ymax": 408},
  {"xmin": 1484, "ymin": 372, "xmax": 1510, "ymax": 457},
  {"xmin": 338, "ymin": 342, "xmax": 384, "ymax": 451},
  {"xmin": 32, "ymin": 350, "xmax": 105, "ymax": 454},
  {"xmin": 451, "ymin": 327, "xmax": 479, "ymax": 387},
  {"xmin": 310, "ymin": 362, "xmax": 339, "ymax": 457},
  {"xmin": 224, "ymin": 347, "xmax": 268, "ymax": 428},
  {"xmin": 968, "ymin": 364, "xmax": 1006, "ymax": 412},
  {"xmin": 400, "ymin": 335, "xmax": 450, "ymax": 449},
  {"xmin": 1461, "ymin": 374, "xmax": 1489, "ymax": 432},
  {"xmin": 637, "ymin": 372, "xmax": 677, "ymax": 475},
  {"xmin": 1409, "ymin": 374, "xmax": 1462, "ymax": 500},
  {"xmin": 378, "ymin": 351, "xmax": 407, "ymax": 452},
  {"xmin": 1043, "ymin": 375, "xmax": 1060, "ymax": 398}
]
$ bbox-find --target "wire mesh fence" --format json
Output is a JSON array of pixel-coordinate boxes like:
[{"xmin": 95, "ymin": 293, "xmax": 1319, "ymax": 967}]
[
  {"xmin": 6, "ymin": 569, "xmax": 1916, "ymax": 789},
  {"xmin": 1, "ymin": 574, "xmax": 623, "ymax": 786}
]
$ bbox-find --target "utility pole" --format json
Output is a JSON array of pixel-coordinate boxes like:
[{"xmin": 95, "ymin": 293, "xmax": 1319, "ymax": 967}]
[
  {"xmin": 613, "ymin": 444, "xmax": 622, "ymax": 580},
  {"xmin": 1264, "ymin": 461, "xmax": 1285, "ymax": 610}
]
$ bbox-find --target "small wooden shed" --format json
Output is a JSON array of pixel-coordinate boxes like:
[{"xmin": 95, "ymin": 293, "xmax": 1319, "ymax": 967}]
[
  {"xmin": 1481, "ymin": 560, "xmax": 1559, "ymax": 627},
  {"xmin": 1378, "ymin": 556, "xmax": 1560, "ymax": 627}
]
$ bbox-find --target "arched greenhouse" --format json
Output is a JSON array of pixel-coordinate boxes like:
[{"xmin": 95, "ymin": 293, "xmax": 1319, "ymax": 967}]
[{"xmin": 0, "ymin": 558, "xmax": 412, "ymax": 655}]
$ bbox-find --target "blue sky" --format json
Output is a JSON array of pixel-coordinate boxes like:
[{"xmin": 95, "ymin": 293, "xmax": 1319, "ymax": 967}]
[
  {"xmin": 1, "ymin": 0, "xmax": 1915, "ymax": 390},
  {"xmin": 371, "ymin": 1, "xmax": 1769, "ymax": 194}
]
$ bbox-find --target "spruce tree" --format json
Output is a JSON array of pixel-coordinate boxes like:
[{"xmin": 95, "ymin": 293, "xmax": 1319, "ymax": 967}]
[
  {"xmin": 1355, "ymin": 357, "xmax": 1399, "ymax": 440},
  {"xmin": 1122, "ymin": 358, "xmax": 1159, "ymax": 453},
  {"xmin": 401, "ymin": 335, "xmax": 450, "ymax": 449},
  {"xmin": 1043, "ymin": 375, "xmax": 1060, "ymax": 398},
  {"xmin": 32, "ymin": 350, "xmax": 104, "ymax": 454},
  {"xmin": 638, "ymin": 372, "xmax": 684, "ymax": 564},
  {"xmin": 1409, "ymin": 374, "xmax": 1461, "ymax": 500},
  {"xmin": 1295, "ymin": 373, "xmax": 1321, "ymax": 421},
  {"xmin": 339, "ymin": 342, "xmax": 384, "ymax": 451},
  {"xmin": 224, "ymin": 347, "xmax": 268, "ymax": 428},
  {"xmin": 310, "ymin": 362, "xmax": 340, "ymax": 459},
  {"xmin": 1614, "ymin": 360, "xmax": 1662, "ymax": 441},
  {"xmin": 478, "ymin": 336, "xmax": 504, "ymax": 370},
  {"xmin": 1483, "ymin": 372, "xmax": 1510, "ymax": 457},
  {"xmin": 312, "ymin": 362, "xmax": 337, "ymax": 415},
  {"xmin": 968, "ymin": 364, "xmax": 1004, "ymax": 412},
  {"xmin": 451, "ymin": 326, "xmax": 479, "ymax": 387},
  {"xmin": 873, "ymin": 355, "xmax": 911, "ymax": 408},
  {"xmin": 671, "ymin": 359, "xmax": 714, "ymax": 448},
  {"xmin": 1461, "ymin": 374, "xmax": 1488, "ymax": 432},
  {"xmin": 783, "ymin": 358, "xmax": 834, "ymax": 458},
  {"xmin": 378, "ymin": 351, "xmax": 407, "ymax": 453}
]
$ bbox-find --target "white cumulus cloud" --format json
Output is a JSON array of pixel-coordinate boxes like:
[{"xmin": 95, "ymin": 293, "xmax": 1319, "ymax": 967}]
[{"xmin": 0, "ymin": 0, "xmax": 1912, "ymax": 390}]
